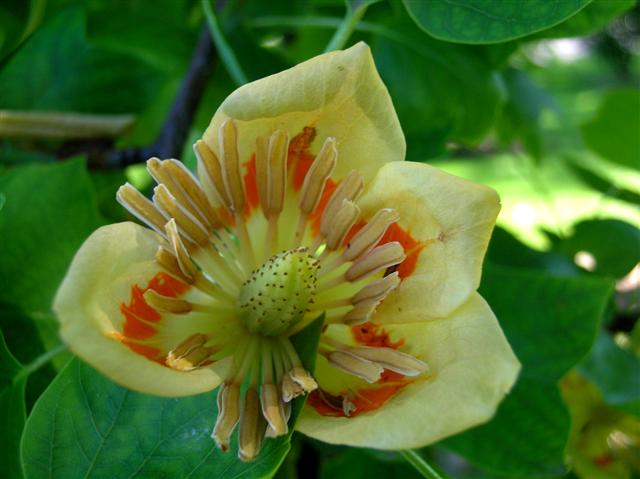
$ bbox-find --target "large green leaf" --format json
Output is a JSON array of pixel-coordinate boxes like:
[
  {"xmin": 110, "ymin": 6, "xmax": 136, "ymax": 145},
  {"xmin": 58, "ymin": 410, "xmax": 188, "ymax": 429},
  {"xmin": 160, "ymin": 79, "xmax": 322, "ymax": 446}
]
[
  {"xmin": 0, "ymin": 9, "xmax": 162, "ymax": 113},
  {"xmin": 402, "ymin": 0, "xmax": 591, "ymax": 44},
  {"xmin": 21, "ymin": 317, "xmax": 324, "ymax": 479},
  {"xmin": 442, "ymin": 265, "xmax": 614, "ymax": 477},
  {"xmin": 581, "ymin": 89, "xmax": 640, "ymax": 170},
  {"xmin": 580, "ymin": 332, "xmax": 640, "ymax": 416},
  {"xmin": 371, "ymin": 20, "xmax": 503, "ymax": 158},
  {"xmin": 539, "ymin": 0, "xmax": 635, "ymax": 38},
  {"xmin": 320, "ymin": 449, "xmax": 422, "ymax": 479},
  {"xmin": 0, "ymin": 330, "xmax": 27, "ymax": 479}
]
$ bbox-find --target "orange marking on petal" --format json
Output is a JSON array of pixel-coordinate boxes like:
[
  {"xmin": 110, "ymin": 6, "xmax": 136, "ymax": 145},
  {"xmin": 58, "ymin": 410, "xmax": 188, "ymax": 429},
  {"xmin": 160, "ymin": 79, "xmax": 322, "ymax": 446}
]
[
  {"xmin": 242, "ymin": 154, "xmax": 260, "ymax": 218},
  {"xmin": 351, "ymin": 322, "xmax": 405, "ymax": 349},
  {"xmin": 120, "ymin": 272, "xmax": 190, "ymax": 355},
  {"xmin": 343, "ymin": 221, "xmax": 424, "ymax": 279},
  {"xmin": 308, "ymin": 178, "xmax": 337, "ymax": 237},
  {"xmin": 288, "ymin": 127, "xmax": 316, "ymax": 191},
  {"xmin": 121, "ymin": 339, "xmax": 161, "ymax": 360}
]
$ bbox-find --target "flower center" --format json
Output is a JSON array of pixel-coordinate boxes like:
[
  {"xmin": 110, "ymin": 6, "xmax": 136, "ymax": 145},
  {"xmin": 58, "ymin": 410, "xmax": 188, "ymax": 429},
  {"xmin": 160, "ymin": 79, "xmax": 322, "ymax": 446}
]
[{"xmin": 238, "ymin": 248, "xmax": 319, "ymax": 336}]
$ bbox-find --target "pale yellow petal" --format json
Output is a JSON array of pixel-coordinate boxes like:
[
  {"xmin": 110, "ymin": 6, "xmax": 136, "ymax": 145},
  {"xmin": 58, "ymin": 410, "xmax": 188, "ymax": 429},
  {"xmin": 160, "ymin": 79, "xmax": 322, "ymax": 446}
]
[
  {"xmin": 200, "ymin": 42, "xmax": 404, "ymax": 183},
  {"xmin": 359, "ymin": 161, "xmax": 500, "ymax": 320},
  {"xmin": 54, "ymin": 222, "xmax": 229, "ymax": 396},
  {"xmin": 297, "ymin": 294, "xmax": 520, "ymax": 448}
]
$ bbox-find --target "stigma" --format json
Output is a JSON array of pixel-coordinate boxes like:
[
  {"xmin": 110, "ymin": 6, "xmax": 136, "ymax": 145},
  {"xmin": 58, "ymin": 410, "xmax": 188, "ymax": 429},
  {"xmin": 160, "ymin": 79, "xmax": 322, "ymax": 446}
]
[{"xmin": 114, "ymin": 120, "xmax": 427, "ymax": 461}]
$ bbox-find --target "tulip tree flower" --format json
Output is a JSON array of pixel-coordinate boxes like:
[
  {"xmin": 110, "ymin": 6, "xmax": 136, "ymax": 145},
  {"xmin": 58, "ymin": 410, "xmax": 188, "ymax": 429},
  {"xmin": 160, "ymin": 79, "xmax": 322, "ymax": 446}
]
[{"xmin": 55, "ymin": 42, "xmax": 520, "ymax": 461}]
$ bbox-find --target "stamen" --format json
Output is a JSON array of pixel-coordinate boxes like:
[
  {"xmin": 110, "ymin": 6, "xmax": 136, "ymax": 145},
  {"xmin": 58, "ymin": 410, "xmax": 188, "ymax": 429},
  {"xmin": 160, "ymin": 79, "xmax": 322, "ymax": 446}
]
[
  {"xmin": 238, "ymin": 387, "xmax": 266, "ymax": 462},
  {"xmin": 345, "ymin": 242, "xmax": 405, "ymax": 282},
  {"xmin": 266, "ymin": 130, "xmax": 288, "ymax": 215},
  {"xmin": 162, "ymin": 159, "xmax": 223, "ymax": 230},
  {"xmin": 319, "ymin": 170, "xmax": 364, "ymax": 237},
  {"xmin": 219, "ymin": 119, "xmax": 245, "ymax": 213},
  {"xmin": 288, "ymin": 366, "xmax": 318, "ymax": 392},
  {"xmin": 165, "ymin": 333, "xmax": 212, "ymax": 371},
  {"xmin": 212, "ymin": 382, "xmax": 241, "ymax": 452},
  {"xmin": 323, "ymin": 200, "xmax": 360, "ymax": 251},
  {"xmin": 281, "ymin": 372, "xmax": 304, "ymax": 402},
  {"xmin": 342, "ymin": 208, "xmax": 400, "ymax": 262},
  {"xmin": 255, "ymin": 136, "xmax": 269, "ymax": 217},
  {"xmin": 346, "ymin": 346, "xmax": 428, "ymax": 377},
  {"xmin": 260, "ymin": 383, "xmax": 288, "ymax": 436},
  {"xmin": 342, "ymin": 298, "xmax": 379, "ymax": 325},
  {"xmin": 116, "ymin": 183, "xmax": 167, "ymax": 234},
  {"xmin": 155, "ymin": 246, "xmax": 193, "ymax": 283},
  {"xmin": 352, "ymin": 272, "xmax": 400, "ymax": 303},
  {"xmin": 154, "ymin": 184, "xmax": 210, "ymax": 246},
  {"xmin": 193, "ymin": 139, "xmax": 232, "ymax": 209},
  {"xmin": 165, "ymin": 220, "xmax": 198, "ymax": 278},
  {"xmin": 326, "ymin": 350, "xmax": 383, "ymax": 383},
  {"xmin": 143, "ymin": 290, "xmax": 192, "ymax": 314},
  {"xmin": 299, "ymin": 137, "xmax": 337, "ymax": 214}
]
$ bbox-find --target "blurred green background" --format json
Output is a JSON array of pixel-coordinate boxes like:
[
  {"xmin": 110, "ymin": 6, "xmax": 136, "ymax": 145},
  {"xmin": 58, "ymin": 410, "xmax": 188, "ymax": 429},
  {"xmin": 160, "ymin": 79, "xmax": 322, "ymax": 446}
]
[{"xmin": 0, "ymin": 1, "xmax": 638, "ymax": 478}]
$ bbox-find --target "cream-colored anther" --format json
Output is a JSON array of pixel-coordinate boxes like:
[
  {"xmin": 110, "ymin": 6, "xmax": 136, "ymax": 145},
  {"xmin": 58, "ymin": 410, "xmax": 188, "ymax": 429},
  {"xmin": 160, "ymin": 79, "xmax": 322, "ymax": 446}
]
[
  {"xmin": 238, "ymin": 387, "xmax": 265, "ymax": 462},
  {"xmin": 323, "ymin": 200, "xmax": 360, "ymax": 251},
  {"xmin": 163, "ymin": 159, "xmax": 222, "ymax": 229},
  {"xmin": 155, "ymin": 246, "xmax": 193, "ymax": 283},
  {"xmin": 266, "ymin": 130, "xmax": 288, "ymax": 214},
  {"xmin": 154, "ymin": 184, "xmax": 210, "ymax": 246},
  {"xmin": 165, "ymin": 219, "xmax": 197, "ymax": 278},
  {"xmin": 343, "ymin": 298, "xmax": 380, "ymax": 325},
  {"xmin": 255, "ymin": 136, "xmax": 269, "ymax": 217},
  {"xmin": 146, "ymin": 158, "xmax": 196, "ymax": 222},
  {"xmin": 165, "ymin": 333, "xmax": 211, "ymax": 371},
  {"xmin": 352, "ymin": 272, "xmax": 400, "ymax": 304},
  {"xmin": 348, "ymin": 346, "xmax": 428, "ymax": 377},
  {"xmin": 281, "ymin": 371, "xmax": 304, "ymax": 402},
  {"xmin": 212, "ymin": 383, "xmax": 241, "ymax": 452},
  {"xmin": 260, "ymin": 383, "xmax": 288, "ymax": 436},
  {"xmin": 327, "ymin": 350, "xmax": 383, "ymax": 383},
  {"xmin": 345, "ymin": 242, "xmax": 405, "ymax": 282},
  {"xmin": 343, "ymin": 208, "xmax": 400, "ymax": 261},
  {"xmin": 116, "ymin": 183, "xmax": 167, "ymax": 234},
  {"xmin": 219, "ymin": 120, "xmax": 245, "ymax": 213},
  {"xmin": 194, "ymin": 139, "xmax": 232, "ymax": 209},
  {"xmin": 299, "ymin": 137, "xmax": 337, "ymax": 214},
  {"xmin": 143, "ymin": 289, "xmax": 192, "ymax": 314},
  {"xmin": 319, "ymin": 170, "xmax": 364, "ymax": 234},
  {"xmin": 289, "ymin": 366, "xmax": 318, "ymax": 392}
]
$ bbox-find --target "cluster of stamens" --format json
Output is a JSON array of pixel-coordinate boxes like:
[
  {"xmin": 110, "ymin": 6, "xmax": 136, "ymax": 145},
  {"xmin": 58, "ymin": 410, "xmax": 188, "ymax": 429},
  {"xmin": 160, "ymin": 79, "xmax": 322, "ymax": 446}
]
[{"xmin": 116, "ymin": 119, "xmax": 427, "ymax": 460}]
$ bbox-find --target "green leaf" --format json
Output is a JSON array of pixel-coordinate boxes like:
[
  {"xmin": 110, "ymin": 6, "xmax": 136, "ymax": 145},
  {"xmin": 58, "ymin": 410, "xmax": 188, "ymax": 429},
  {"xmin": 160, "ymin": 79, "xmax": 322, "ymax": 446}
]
[
  {"xmin": 21, "ymin": 317, "xmax": 324, "ymax": 479},
  {"xmin": 402, "ymin": 0, "xmax": 591, "ymax": 44},
  {"xmin": 580, "ymin": 332, "xmax": 640, "ymax": 416},
  {"xmin": 539, "ymin": 0, "xmax": 635, "ymax": 38},
  {"xmin": 442, "ymin": 265, "xmax": 614, "ymax": 477},
  {"xmin": 0, "ymin": 9, "xmax": 163, "ymax": 114},
  {"xmin": 581, "ymin": 89, "xmax": 640, "ymax": 170},
  {"xmin": 0, "ymin": 0, "xmax": 45, "ymax": 61},
  {"xmin": 554, "ymin": 219, "xmax": 640, "ymax": 278},
  {"xmin": 320, "ymin": 449, "xmax": 423, "ymax": 479},
  {"xmin": 444, "ymin": 379, "xmax": 571, "ymax": 477},
  {"xmin": 0, "ymin": 330, "xmax": 27, "ymax": 479},
  {"xmin": 371, "ymin": 20, "xmax": 503, "ymax": 158}
]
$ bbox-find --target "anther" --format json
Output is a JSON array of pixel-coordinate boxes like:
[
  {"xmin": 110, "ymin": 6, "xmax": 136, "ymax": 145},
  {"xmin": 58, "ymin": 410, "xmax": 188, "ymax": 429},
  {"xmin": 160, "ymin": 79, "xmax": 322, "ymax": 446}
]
[
  {"xmin": 193, "ymin": 139, "xmax": 232, "ymax": 210},
  {"xmin": 288, "ymin": 366, "xmax": 318, "ymax": 393},
  {"xmin": 342, "ymin": 208, "xmax": 400, "ymax": 262},
  {"xmin": 116, "ymin": 183, "xmax": 167, "ymax": 234},
  {"xmin": 345, "ymin": 242, "xmax": 405, "ymax": 282},
  {"xmin": 266, "ymin": 130, "xmax": 288, "ymax": 215},
  {"xmin": 343, "ymin": 298, "xmax": 380, "ymax": 325},
  {"xmin": 260, "ymin": 383, "xmax": 288, "ymax": 436},
  {"xmin": 346, "ymin": 346, "xmax": 429, "ymax": 377},
  {"xmin": 212, "ymin": 382, "xmax": 241, "ymax": 452},
  {"xmin": 219, "ymin": 119, "xmax": 245, "ymax": 213},
  {"xmin": 281, "ymin": 371, "xmax": 304, "ymax": 402},
  {"xmin": 299, "ymin": 137, "xmax": 337, "ymax": 214},
  {"xmin": 255, "ymin": 136, "xmax": 269, "ymax": 217},
  {"xmin": 143, "ymin": 289, "xmax": 192, "ymax": 314},
  {"xmin": 165, "ymin": 333, "xmax": 212, "ymax": 371},
  {"xmin": 165, "ymin": 219, "xmax": 198, "ymax": 278},
  {"xmin": 155, "ymin": 246, "xmax": 193, "ymax": 283},
  {"xmin": 327, "ymin": 350, "xmax": 383, "ymax": 383},
  {"xmin": 323, "ymin": 200, "xmax": 360, "ymax": 251},
  {"xmin": 238, "ymin": 387, "xmax": 266, "ymax": 462},
  {"xmin": 154, "ymin": 184, "xmax": 210, "ymax": 246},
  {"xmin": 319, "ymin": 170, "xmax": 364, "ymax": 235},
  {"xmin": 352, "ymin": 272, "xmax": 400, "ymax": 304}
]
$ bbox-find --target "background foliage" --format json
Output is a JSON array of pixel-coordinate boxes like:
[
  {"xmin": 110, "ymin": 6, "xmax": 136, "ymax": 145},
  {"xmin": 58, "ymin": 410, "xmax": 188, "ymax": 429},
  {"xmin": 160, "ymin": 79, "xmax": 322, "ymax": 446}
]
[{"xmin": 1, "ymin": 1, "xmax": 638, "ymax": 478}]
